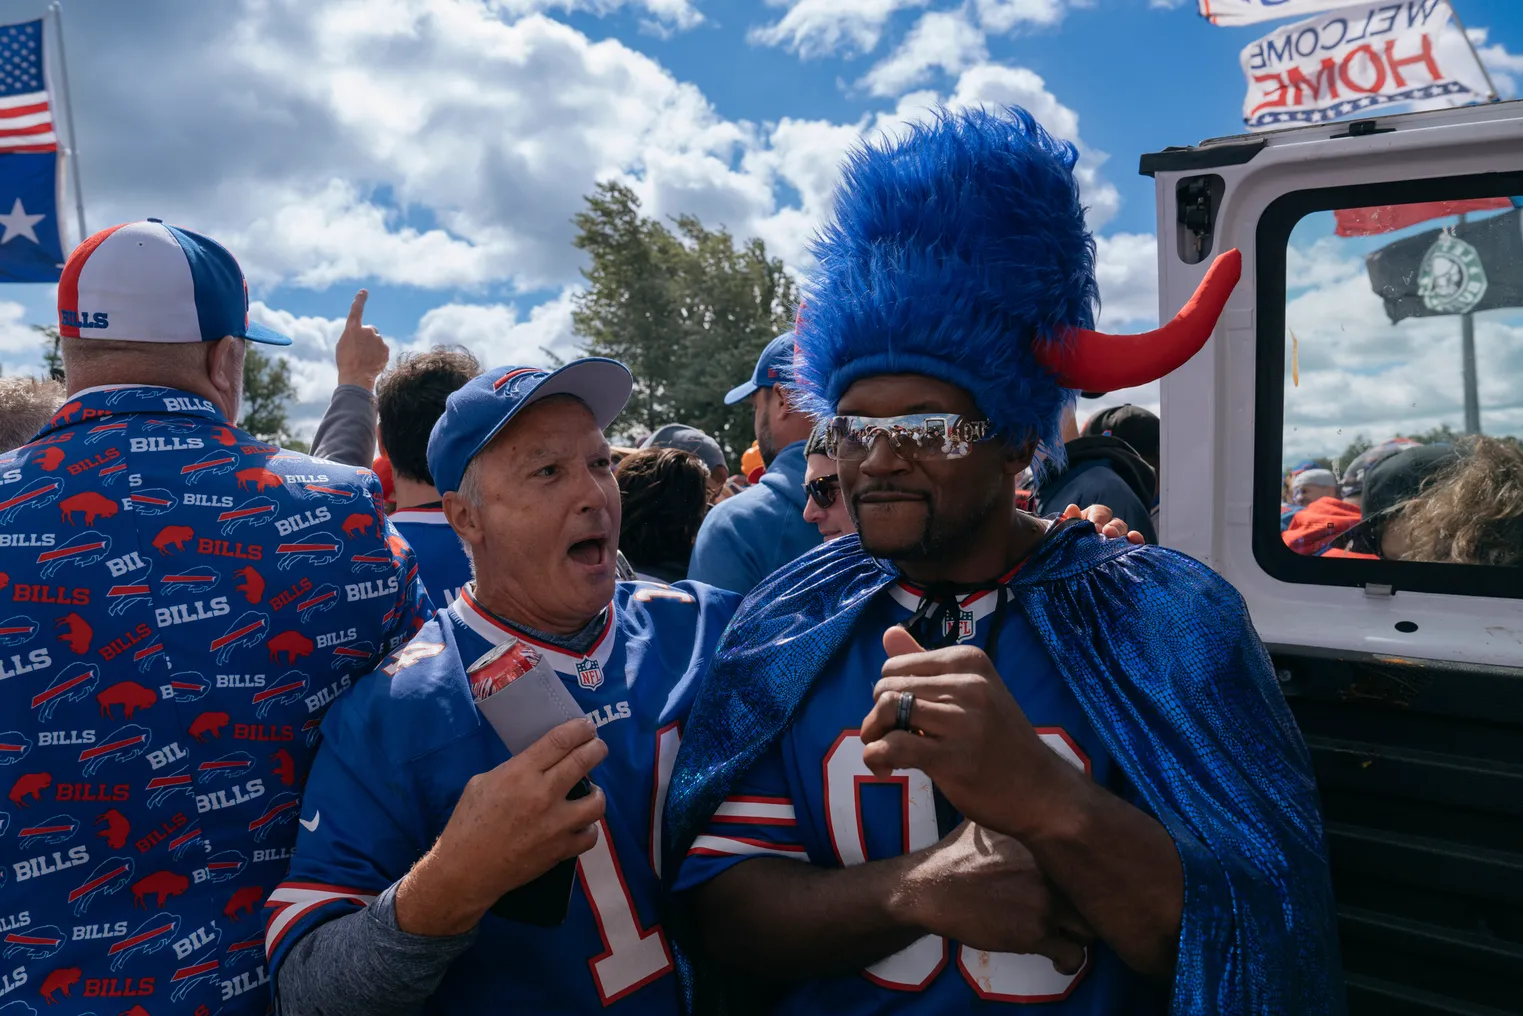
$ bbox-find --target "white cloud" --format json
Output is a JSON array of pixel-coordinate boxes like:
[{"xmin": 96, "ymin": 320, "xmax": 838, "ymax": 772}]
[
  {"xmin": 1279, "ymin": 245, "xmax": 1523, "ymax": 462},
  {"xmin": 973, "ymin": 0, "xmax": 1074, "ymax": 33},
  {"xmin": 748, "ymin": 0, "xmax": 928, "ymax": 58},
  {"xmin": 1094, "ymin": 233, "xmax": 1160, "ymax": 329},
  {"xmin": 248, "ymin": 288, "xmax": 585, "ymax": 437},
  {"xmin": 1146, "ymin": 0, "xmax": 1188, "ymax": 10},
  {"xmin": 1470, "ymin": 26, "xmax": 1523, "ymax": 98},
  {"xmin": 488, "ymin": 0, "xmax": 703, "ymax": 32},
  {"xmin": 859, "ymin": 10, "xmax": 988, "ymax": 97},
  {"xmin": 414, "ymin": 288, "xmax": 582, "ymax": 364},
  {"xmin": 0, "ymin": 300, "xmax": 49, "ymax": 379}
]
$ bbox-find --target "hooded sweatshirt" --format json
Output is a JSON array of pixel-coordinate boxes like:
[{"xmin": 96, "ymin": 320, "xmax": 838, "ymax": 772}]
[{"xmin": 1035, "ymin": 435, "xmax": 1158, "ymax": 544}]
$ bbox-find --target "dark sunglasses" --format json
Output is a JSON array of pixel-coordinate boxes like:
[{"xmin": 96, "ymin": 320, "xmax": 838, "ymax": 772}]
[{"xmin": 804, "ymin": 474, "xmax": 840, "ymax": 510}]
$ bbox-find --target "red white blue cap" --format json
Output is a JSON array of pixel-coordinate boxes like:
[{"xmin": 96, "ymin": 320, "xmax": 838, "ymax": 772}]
[
  {"xmin": 427, "ymin": 359, "xmax": 633, "ymax": 495},
  {"xmin": 57, "ymin": 219, "xmax": 291, "ymax": 346}
]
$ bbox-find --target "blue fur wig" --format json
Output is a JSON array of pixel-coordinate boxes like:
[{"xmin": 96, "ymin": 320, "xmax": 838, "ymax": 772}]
[{"xmin": 793, "ymin": 105, "xmax": 1096, "ymax": 461}]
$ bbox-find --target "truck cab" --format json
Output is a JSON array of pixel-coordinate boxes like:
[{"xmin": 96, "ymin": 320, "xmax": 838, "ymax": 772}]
[{"xmin": 1145, "ymin": 99, "xmax": 1523, "ymax": 1015}]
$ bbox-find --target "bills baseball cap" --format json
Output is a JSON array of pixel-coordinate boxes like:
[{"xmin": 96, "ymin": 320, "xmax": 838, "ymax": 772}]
[
  {"xmin": 58, "ymin": 219, "xmax": 291, "ymax": 346},
  {"xmin": 428, "ymin": 358, "xmax": 633, "ymax": 495},
  {"xmin": 724, "ymin": 333, "xmax": 795, "ymax": 405}
]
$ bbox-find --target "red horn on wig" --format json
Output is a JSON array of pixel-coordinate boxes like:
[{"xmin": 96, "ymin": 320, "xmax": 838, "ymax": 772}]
[{"xmin": 1036, "ymin": 248, "xmax": 1242, "ymax": 392}]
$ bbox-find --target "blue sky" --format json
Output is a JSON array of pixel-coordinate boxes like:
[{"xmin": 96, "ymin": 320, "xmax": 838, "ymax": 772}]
[{"xmin": 1, "ymin": 0, "xmax": 1520, "ymax": 436}]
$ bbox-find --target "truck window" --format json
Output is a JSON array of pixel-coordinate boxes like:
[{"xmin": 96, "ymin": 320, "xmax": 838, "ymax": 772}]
[{"xmin": 1255, "ymin": 173, "xmax": 1523, "ymax": 599}]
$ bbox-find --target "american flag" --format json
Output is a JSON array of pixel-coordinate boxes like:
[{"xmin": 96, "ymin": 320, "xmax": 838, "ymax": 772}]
[{"xmin": 0, "ymin": 20, "xmax": 54, "ymax": 154}]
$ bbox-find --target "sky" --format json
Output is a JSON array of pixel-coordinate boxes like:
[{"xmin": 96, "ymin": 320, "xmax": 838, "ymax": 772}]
[{"xmin": 1, "ymin": 0, "xmax": 1521, "ymax": 442}]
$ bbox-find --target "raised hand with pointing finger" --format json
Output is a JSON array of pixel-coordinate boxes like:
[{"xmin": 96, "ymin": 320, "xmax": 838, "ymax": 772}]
[{"xmin": 335, "ymin": 288, "xmax": 390, "ymax": 391}]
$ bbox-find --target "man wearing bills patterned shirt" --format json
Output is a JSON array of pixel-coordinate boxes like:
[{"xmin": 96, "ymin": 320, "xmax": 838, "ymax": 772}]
[
  {"xmin": 0, "ymin": 220, "xmax": 429, "ymax": 1016},
  {"xmin": 267, "ymin": 359, "xmax": 741, "ymax": 1014}
]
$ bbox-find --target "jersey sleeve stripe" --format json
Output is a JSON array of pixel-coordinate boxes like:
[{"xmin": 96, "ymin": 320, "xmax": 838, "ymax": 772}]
[
  {"xmin": 688, "ymin": 834, "xmax": 808, "ymax": 859},
  {"xmin": 714, "ymin": 799, "xmax": 797, "ymax": 824},
  {"xmin": 264, "ymin": 883, "xmax": 379, "ymax": 959}
]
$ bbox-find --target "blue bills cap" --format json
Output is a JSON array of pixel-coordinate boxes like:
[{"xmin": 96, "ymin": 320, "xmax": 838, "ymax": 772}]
[
  {"xmin": 427, "ymin": 358, "xmax": 633, "ymax": 495},
  {"xmin": 724, "ymin": 333, "xmax": 795, "ymax": 405}
]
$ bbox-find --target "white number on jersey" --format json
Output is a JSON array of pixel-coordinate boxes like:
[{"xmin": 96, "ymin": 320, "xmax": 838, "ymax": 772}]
[
  {"xmin": 577, "ymin": 724, "xmax": 682, "ymax": 1004},
  {"xmin": 821, "ymin": 729, "xmax": 1092, "ymax": 1000}
]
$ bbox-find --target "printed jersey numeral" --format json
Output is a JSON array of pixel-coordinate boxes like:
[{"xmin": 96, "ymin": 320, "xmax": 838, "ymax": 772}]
[
  {"xmin": 578, "ymin": 725, "xmax": 682, "ymax": 1003},
  {"xmin": 822, "ymin": 730, "xmax": 1092, "ymax": 1001}
]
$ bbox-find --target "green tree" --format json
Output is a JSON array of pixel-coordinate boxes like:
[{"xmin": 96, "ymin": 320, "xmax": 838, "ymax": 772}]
[
  {"xmin": 241, "ymin": 345, "xmax": 299, "ymax": 444},
  {"xmin": 1334, "ymin": 434, "xmax": 1373, "ymax": 473},
  {"xmin": 1399, "ymin": 423, "xmax": 1463, "ymax": 446},
  {"xmin": 572, "ymin": 182, "xmax": 797, "ymax": 464},
  {"xmin": 36, "ymin": 324, "xmax": 62, "ymax": 381}
]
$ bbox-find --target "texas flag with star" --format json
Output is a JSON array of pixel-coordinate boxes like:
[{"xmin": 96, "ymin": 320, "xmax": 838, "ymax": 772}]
[{"xmin": 0, "ymin": 17, "xmax": 64, "ymax": 281}]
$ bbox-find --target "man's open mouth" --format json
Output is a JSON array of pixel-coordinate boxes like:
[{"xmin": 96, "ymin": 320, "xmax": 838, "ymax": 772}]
[{"xmin": 568, "ymin": 537, "xmax": 608, "ymax": 567}]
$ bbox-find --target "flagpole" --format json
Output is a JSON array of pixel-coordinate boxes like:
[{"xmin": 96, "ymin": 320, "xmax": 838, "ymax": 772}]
[
  {"xmin": 1448, "ymin": 5, "xmax": 1500, "ymax": 102},
  {"xmin": 47, "ymin": 1, "xmax": 86, "ymax": 245},
  {"xmin": 1457, "ymin": 213, "xmax": 1480, "ymax": 434}
]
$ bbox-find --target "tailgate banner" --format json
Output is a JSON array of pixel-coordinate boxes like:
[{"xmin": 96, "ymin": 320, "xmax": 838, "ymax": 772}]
[
  {"xmin": 1201, "ymin": 0, "xmax": 1368, "ymax": 27},
  {"xmin": 1240, "ymin": 0, "xmax": 1489, "ymax": 130}
]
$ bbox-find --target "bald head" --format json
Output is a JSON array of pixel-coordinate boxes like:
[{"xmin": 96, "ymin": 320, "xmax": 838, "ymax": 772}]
[{"xmin": 61, "ymin": 335, "xmax": 247, "ymax": 423}]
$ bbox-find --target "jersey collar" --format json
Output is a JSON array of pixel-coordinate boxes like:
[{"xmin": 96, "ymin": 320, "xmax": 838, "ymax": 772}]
[
  {"xmin": 36, "ymin": 384, "xmax": 229, "ymax": 441},
  {"xmin": 449, "ymin": 583, "xmax": 616, "ymax": 677},
  {"xmin": 390, "ymin": 504, "xmax": 448, "ymax": 525},
  {"xmin": 886, "ymin": 564, "xmax": 1023, "ymax": 621}
]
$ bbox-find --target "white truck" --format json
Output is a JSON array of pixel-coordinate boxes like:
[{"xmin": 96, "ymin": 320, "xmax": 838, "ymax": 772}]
[{"xmin": 1143, "ymin": 98, "xmax": 1523, "ymax": 1015}]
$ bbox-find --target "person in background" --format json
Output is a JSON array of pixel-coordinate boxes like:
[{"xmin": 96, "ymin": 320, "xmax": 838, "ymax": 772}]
[
  {"xmin": 1034, "ymin": 405, "xmax": 1158, "ymax": 544},
  {"xmin": 0, "ymin": 374, "xmax": 64, "ymax": 451},
  {"xmin": 1378, "ymin": 437, "xmax": 1521, "ymax": 565},
  {"xmin": 0, "ymin": 220, "xmax": 429, "ymax": 1016},
  {"xmin": 1339, "ymin": 438, "xmax": 1417, "ymax": 509},
  {"xmin": 376, "ymin": 347, "xmax": 482, "ymax": 604},
  {"xmin": 616, "ymin": 446, "xmax": 712, "ymax": 582},
  {"xmin": 802, "ymin": 422, "xmax": 853, "ymax": 541},
  {"xmin": 1291, "ymin": 467, "xmax": 1339, "ymax": 507},
  {"xmin": 741, "ymin": 440, "xmax": 764, "ymax": 483},
  {"xmin": 642, "ymin": 422, "xmax": 730, "ymax": 500},
  {"xmin": 688, "ymin": 334, "xmax": 820, "ymax": 594},
  {"xmin": 1345, "ymin": 444, "xmax": 1460, "ymax": 558},
  {"xmin": 1399, "ymin": 436, "xmax": 1523, "ymax": 566},
  {"xmin": 1084, "ymin": 404, "xmax": 1160, "ymax": 530},
  {"xmin": 308, "ymin": 288, "xmax": 393, "ymax": 466}
]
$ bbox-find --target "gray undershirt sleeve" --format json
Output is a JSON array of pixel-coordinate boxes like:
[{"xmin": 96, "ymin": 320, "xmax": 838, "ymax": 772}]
[
  {"xmin": 308, "ymin": 384, "xmax": 377, "ymax": 467},
  {"xmin": 275, "ymin": 881, "xmax": 476, "ymax": 1016},
  {"xmin": 275, "ymin": 608, "xmax": 605, "ymax": 1014}
]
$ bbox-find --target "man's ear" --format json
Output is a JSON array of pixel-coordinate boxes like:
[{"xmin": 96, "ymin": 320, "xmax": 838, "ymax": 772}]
[
  {"xmin": 205, "ymin": 337, "xmax": 244, "ymax": 419},
  {"xmin": 1003, "ymin": 438, "xmax": 1037, "ymax": 477},
  {"xmin": 774, "ymin": 384, "xmax": 799, "ymax": 420},
  {"xmin": 442, "ymin": 490, "xmax": 481, "ymax": 546}
]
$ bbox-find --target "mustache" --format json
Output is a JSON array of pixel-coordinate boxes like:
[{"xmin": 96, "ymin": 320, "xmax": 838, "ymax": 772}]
[{"xmin": 850, "ymin": 481, "xmax": 931, "ymax": 500}]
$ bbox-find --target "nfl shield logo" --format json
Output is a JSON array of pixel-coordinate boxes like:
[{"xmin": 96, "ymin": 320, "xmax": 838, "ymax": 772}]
[
  {"xmin": 942, "ymin": 608, "xmax": 975, "ymax": 643},
  {"xmin": 576, "ymin": 658, "xmax": 604, "ymax": 691}
]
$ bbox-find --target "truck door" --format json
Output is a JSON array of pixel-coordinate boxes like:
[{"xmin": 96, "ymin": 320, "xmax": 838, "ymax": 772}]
[{"xmin": 1144, "ymin": 102, "xmax": 1523, "ymax": 1016}]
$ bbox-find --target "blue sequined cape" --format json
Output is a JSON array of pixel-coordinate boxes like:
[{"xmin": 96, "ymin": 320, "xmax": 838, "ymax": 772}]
[{"xmin": 664, "ymin": 522, "xmax": 1344, "ymax": 1014}]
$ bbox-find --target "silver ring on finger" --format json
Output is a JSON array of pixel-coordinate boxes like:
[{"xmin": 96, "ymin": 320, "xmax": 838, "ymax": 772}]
[{"xmin": 895, "ymin": 691, "xmax": 915, "ymax": 732}]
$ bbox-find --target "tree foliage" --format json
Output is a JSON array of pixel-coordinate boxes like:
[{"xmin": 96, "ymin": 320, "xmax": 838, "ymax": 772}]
[
  {"xmin": 36, "ymin": 324, "xmax": 62, "ymax": 381},
  {"xmin": 242, "ymin": 345, "xmax": 299, "ymax": 444},
  {"xmin": 571, "ymin": 181, "xmax": 797, "ymax": 464}
]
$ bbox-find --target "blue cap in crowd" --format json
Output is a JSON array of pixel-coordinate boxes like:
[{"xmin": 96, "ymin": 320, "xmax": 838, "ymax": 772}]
[
  {"xmin": 724, "ymin": 333, "xmax": 795, "ymax": 405},
  {"xmin": 427, "ymin": 358, "xmax": 633, "ymax": 495}
]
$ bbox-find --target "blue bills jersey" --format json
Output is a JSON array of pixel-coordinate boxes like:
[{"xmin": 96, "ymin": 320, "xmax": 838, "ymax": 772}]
[
  {"xmin": 268, "ymin": 580, "xmax": 741, "ymax": 1014},
  {"xmin": 674, "ymin": 575, "xmax": 1165, "ymax": 1015},
  {"xmin": 0, "ymin": 385, "xmax": 430, "ymax": 1016},
  {"xmin": 387, "ymin": 505, "xmax": 471, "ymax": 607}
]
